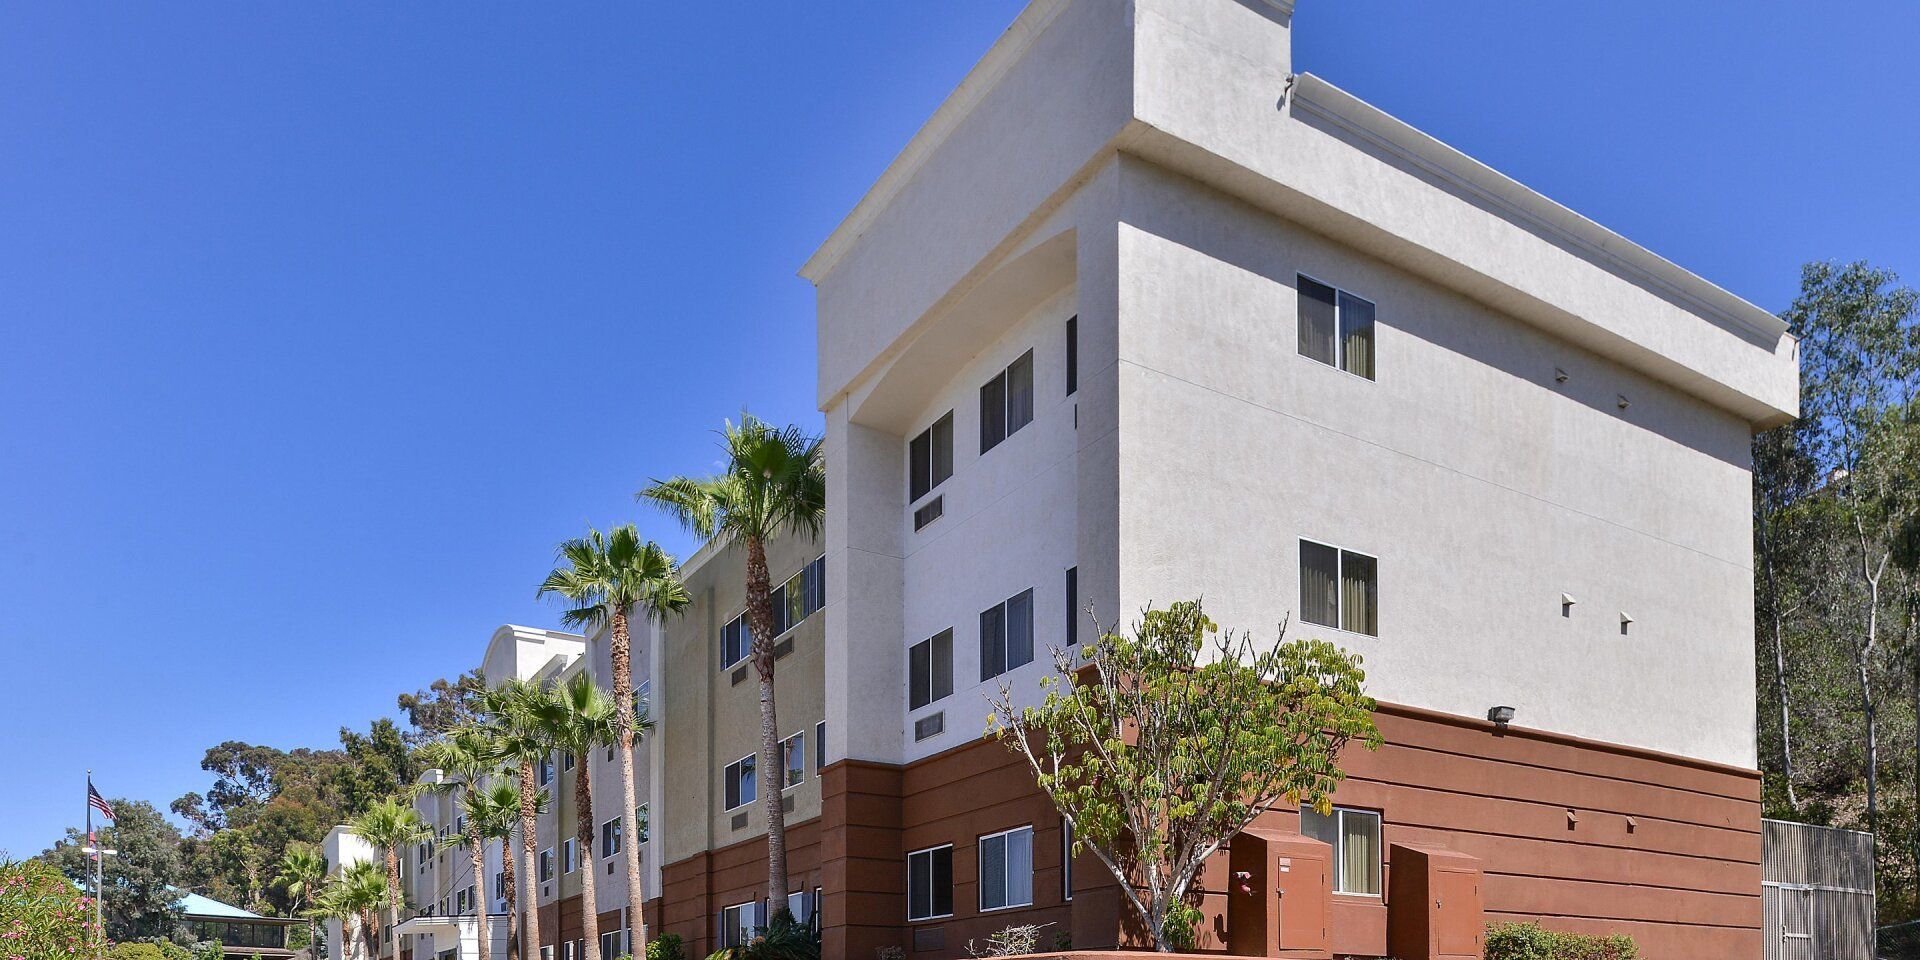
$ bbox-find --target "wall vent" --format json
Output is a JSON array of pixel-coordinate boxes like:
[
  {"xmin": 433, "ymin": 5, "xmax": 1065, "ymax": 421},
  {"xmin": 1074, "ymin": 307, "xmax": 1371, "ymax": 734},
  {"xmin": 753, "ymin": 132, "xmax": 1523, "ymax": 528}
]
[
  {"xmin": 730, "ymin": 665, "xmax": 748, "ymax": 686},
  {"xmin": 914, "ymin": 712, "xmax": 946, "ymax": 741},
  {"xmin": 782, "ymin": 794, "xmax": 796, "ymax": 814},
  {"xmin": 731, "ymin": 812, "xmax": 748, "ymax": 831},
  {"xmin": 773, "ymin": 637, "xmax": 794, "ymax": 660},
  {"xmin": 914, "ymin": 495, "xmax": 944, "ymax": 531},
  {"xmin": 913, "ymin": 927, "xmax": 946, "ymax": 951}
]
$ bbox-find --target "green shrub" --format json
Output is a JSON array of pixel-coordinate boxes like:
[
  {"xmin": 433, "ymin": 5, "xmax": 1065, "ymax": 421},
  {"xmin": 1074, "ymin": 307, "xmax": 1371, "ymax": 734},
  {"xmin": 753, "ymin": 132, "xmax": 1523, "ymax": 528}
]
[
  {"xmin": 1485, "ymin": 921, "xmax": 1639, "ymax": 960},
  {"xmin": 705, "ymin": 910, "xmax": 818, "ymax": 960},
  {"xmin": 645, "ymin": 933, "xmax": 685, "ymax": 960},
  {"xmin": 0, "ymin": 856, "xmax": 99, "ymax": 960}
]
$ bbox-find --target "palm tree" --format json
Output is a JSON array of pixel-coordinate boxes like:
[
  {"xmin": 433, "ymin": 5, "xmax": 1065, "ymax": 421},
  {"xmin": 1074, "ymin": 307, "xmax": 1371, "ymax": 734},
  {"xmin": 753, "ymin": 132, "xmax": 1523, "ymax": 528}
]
[
  {"xmin": 315, "ymin": 861, "xmax": 388, "ymax": 960},
  {"xmin": 538, "ymin": 525, "xmax": 689, "ymax": 957},
  {"xmin": 351, "ymin": 798, "xmax": 427, "ymax": 960},
  {"xmin": 461, "ymin": 780, "xmax": 543, "ymax": 960},
  {"xmin": 418, "ymin": 726, "xmax": 505, "ymax": 960},
  {"xmin": 482, "ymin": 679, "xmax": 555, "ymax": 960},
  {"xmin": 274, "ymin": 843, "xmax": 329, "ymax": 957},
  {"xmin": 640, "ymin": 415, "xmax": 824, "ymax": 909},
  {"xmin": 537, "ymin": 673, "xmax": 618, "ymax": 960}
]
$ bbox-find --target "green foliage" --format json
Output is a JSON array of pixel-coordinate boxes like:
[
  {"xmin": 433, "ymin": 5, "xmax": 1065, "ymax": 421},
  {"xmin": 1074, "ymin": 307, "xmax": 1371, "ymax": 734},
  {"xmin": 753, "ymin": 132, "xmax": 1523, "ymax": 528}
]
[
  {"xmin": 107, "ymin": 941, "xmax": 197, "ymax": 960},
  {"xmin": 43, "ymin": 798, "xmax": 184, "ymax": 942},
  {"xmin": 643, "ymin": 933, "xmax": 685, "ymax": 960},
  {"xmin": 638, "ymin": 415, "xmax": 827, "ymax": 548},
  {"xmin": 1, "ymin": 855, "xmax": 100, "ymax": 958},
  {"xmin": 987, "ymin": 599, "xmax": 1379, "ymax": 951},
  {"xmin": 538, "ymin": 525, "xmax": 691, "ymax": 631},
  {"xmin": 1484, "ymin": 921, "xmax": 1639, "ymax": 960},
  {"xmin": 397, "ymin": 669, "xmax": 490, "ymax": 745},
  {"xmin": 1161, "ymin": 903, "xmax": 1203, "ymax": 953},
  {"xmin": 704, "ymin": 909, "xmax": 818, "ymax": 960},
  {"xmin": 1756, "ymin": 260, "xmax": 1920, "ymax": 923}
]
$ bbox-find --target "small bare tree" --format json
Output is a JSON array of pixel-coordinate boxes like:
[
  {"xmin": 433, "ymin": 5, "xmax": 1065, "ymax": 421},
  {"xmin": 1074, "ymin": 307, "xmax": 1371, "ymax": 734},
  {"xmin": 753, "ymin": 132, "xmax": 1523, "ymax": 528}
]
[{"xmin": 987, "ymin": 600, "xmax": 1379, "ymax": 952}]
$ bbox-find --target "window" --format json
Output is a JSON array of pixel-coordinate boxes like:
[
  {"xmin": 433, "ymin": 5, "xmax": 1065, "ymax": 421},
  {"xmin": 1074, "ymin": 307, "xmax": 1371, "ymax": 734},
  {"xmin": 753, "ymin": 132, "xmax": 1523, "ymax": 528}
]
[
  {"xmin": 455, "ymin": 887, "xmax": 469, "ymax": 914},
  {"xmin": 910, "ymin": 412, "xmax": 954, "ymax": 503},
  {"xmin": 980, "ymin": 350, "xmax": 1035, "ymax": 453},
  {"xmin": 907, "ymin": 845, "xmax": 954, "ymax": 920},
  {"xmin": 781, "ymin": 732, "xmax": 805, "ymax": 789},
  {"xmin": 635, "ymin": 803, "xmax": 650, "ymax": 844},
  {"xmin": 1300, "ymin": 805, "xmax": 1382, "ymax": 895},
  {"xmin": 724, "ymin": 754, "xmax": 757, "ymax": 811},
  {"xmin": 1297, "ymin": 275, "xmax": 1376, "ymax": 379},
  {"xmin": 980, "ymin": 588, "xmax": 1035, "ymax": 681},
  {"xmin": 538, "ymin": 755, "xmax": 554, "ymax": 786},
  {"xmin": 494, "ymin": 871, "xmax": 505, "ymax": 901},
  {"xmin": 815, "ymin": 721, "xmax": 825, "ymax": 773},
  {"xmin": 771, "ymin": 555, "xmax": 827, "ymax": 637},
  {"xmin": 1299, "ymin": 540, "xmax": 1378, "ymax": 636},
  {"xmin": 600, "ymin": 930, "xmax": 624, "ymax": 960},
  {"xmin": 721, "ymin": 615, "xmax": 749, "ymax": 669},
  {"xmin": 563, "ymin": 751, "xmax": 574, "ymax": 771},
  {"xmin": 601, "ymin": 817, "xmax": 622, "ymax": 859},
  {"xmin": 1065, "ymin": 316, "xmax": 1078, "ymax": 395},
  {"xmin": 909, "ymin": 629, "xmax": 953, "ymax": 710},
  {"xmin": 1062, "ymin": 818, "xmax": 1074, "ymax": 900},
  {"xmin": 559, "ymin": 943, "xmax": 573, "ymax": 960},
  {"xmin": 541, "ymin": 948, "xmax": 553, "ymax": 960},
  {"xmin": 538, "ymin": 849, "xmax": 554, "ymax": 882},
  {"xmin": 563, "ymin": 838, "xmax": 579, "ymax": 873},
  {"xmin": 978, "ymin": 826, "xmax": 1034, "ymax": 911},
  {"xmin": 720, "ymin": 902, "xmax": 760, "ymax": 948},
  {"xmin": 785, "ymin": 889, "xmax": 816, "ymax": 927},
  {"xmin": 1065, "ymin": 567, "xmax": 1078, "ymax": 648}
]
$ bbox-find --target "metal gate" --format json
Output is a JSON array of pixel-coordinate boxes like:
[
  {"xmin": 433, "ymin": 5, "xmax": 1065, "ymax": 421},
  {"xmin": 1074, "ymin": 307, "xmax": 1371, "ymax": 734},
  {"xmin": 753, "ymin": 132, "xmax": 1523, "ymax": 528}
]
[{"xmin": 1763, "ymin": 820, "xmax": 1874, "ymax": 960}]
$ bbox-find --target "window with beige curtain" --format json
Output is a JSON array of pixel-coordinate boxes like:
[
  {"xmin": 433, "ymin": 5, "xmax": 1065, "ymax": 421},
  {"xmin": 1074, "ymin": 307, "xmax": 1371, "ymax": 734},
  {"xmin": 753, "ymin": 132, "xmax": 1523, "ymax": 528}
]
[
  {"xmin": 1299, "ymin": 805, "xmax": 1382, "ymax": 895},
  {"xmin": 1300, "ymin": 540, "xmax": 1378, "ymax": 637},
  {"xmin": 1296, "ymin": 275, "xmax": 1377, "ymax": 380}
]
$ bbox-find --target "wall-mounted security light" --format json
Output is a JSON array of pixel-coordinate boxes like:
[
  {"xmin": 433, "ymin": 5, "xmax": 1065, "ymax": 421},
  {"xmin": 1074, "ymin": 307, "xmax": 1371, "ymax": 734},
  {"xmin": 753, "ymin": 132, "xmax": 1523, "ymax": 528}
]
[
  {"xmin": 1620, "ymin": 612, "xmax": 1634, "ymax": 636},
  {"xmin": 1554, "ymin": 367, "xmax": 1569, "ymax": 383},
  {"xmin": 1616, "ymin": 394, "xmax": 1631, "ymax": 410},
  {"xmin": 1561, "ymin": 594, "xmax": 1576, "ymax": 618},
  {"xmin": 1487, "ymin": 705, "xmax": 1516, "ymax": 725}
]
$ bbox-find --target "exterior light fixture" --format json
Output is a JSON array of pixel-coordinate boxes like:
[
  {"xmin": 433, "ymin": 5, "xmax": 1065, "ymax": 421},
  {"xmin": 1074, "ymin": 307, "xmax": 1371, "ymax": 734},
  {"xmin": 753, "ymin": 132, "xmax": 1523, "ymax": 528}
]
[{"xmin": 1487, "ymin": 705, "xmax": 1516, "ymax": 725}]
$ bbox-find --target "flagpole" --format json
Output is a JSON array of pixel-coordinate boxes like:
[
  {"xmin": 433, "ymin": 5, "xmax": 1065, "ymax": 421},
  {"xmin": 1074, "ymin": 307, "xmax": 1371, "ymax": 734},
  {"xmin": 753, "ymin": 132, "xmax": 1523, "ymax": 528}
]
[{"xmin": 88, "ymin": 769, "xmax": 101, "ymax": 960}]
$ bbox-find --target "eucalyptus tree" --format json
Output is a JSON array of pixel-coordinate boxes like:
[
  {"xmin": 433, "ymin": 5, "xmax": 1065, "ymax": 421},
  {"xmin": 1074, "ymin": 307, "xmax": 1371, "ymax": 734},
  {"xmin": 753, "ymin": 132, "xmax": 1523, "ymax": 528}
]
[
  {"xmin": 481, "ymin": 679, "xmax": 556, "ymax": 960},
  {"xmin": 537, "ymin": 525, "xmax": 689, "ymax": 957},
  {"xmin": 351, "ymin": 798, "xmax": 427, "ymax": 957},
  {"xmin": 272, "ymin": 842, "xmax": 329, "ymax": 956},
  {"xmin": 537, "ymin": 673, "xmax": 619, "ymax": 960},
  {"xmin": 639, "ymin": 415, "xmax": 825, "ymax": 908},
  {"xmin": 1784, "ymin": 260, "xmax": 1920, "ymax": 842}
]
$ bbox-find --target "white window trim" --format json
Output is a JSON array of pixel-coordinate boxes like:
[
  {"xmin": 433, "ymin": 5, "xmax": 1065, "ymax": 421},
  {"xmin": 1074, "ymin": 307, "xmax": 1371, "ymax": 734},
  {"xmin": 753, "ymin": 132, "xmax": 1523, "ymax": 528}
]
[
  {"xmin": 724, "ymin": 753, "xmax": 758, "ymax": 812},
  {"xmin": 562, "ymin": 838, "xmax": 577, "ymax": 874},
  {"xmin": 719, "ymin": 555, "xmax": 828, "ymax": 671},
  {"xmin": 601, "ymin": 817, "xmax": 622, "ymax": 859},
  {"xmin": 1299, "ymin": 537, "xmax": 1380, "ymax": 638},
  {"xmin": 539, "ymin": 847, "xmax": 555, "ymax": 882},
  {"xmin": 720, "ymin": 901, "xmax": 759, "ymax": 947},
  {"xmin": 976, "ymin": 825, "xmax": 1036, "ymax": 913},
  {"xmin": 1062, "ymin": 818, "xmax": 1074, "ymax": 902},
  {"xmin": 1296, "ymin": 272, "xmax": 1378, "ymax": 382},
  {"xmin": 906, "ymin": 843, "xmax": 956, "ymax": 922}
]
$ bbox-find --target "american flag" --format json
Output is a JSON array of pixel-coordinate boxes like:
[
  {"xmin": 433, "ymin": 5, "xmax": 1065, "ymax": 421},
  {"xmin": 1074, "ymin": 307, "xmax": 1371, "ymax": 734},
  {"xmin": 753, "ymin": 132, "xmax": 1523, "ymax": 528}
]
[{"xmin": 87, "ymin": 781, "xmax": 115, "ymax": 821}]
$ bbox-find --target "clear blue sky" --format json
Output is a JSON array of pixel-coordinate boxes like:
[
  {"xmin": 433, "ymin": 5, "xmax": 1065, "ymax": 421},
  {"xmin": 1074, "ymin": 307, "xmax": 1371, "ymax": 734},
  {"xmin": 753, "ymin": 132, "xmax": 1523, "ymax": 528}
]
[{"xmin": 3, "ymin": 2, "xmax": 1915, "ymax": 857}]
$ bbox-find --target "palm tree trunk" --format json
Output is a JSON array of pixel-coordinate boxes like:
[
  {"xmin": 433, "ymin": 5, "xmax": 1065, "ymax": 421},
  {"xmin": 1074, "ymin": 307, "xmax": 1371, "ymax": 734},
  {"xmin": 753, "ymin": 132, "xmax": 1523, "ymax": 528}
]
[
  {"xmin": 745, "ymin": 534, "xmax": 790, "ymax": 911},
  {"xmin": 472, "ymin": 835, "xmax": 493, "ymax": 960},
  {"xmin": 577, "ymin": 761, "xmax": 603, "ymax": 960},
  {"xmin": 502, "ymin": 832, "xmax": 520, "ymax": 960},
  {"xmin": 386, "ymin": 848, "xmax": 403, "ymax": 960},
  {"xmin": 610, "ymin": 606, "xmax": 648, "ymax": 959},
  {"xmin": 519, "ymin": 760, "xmax": 542, "ymax": 960}
]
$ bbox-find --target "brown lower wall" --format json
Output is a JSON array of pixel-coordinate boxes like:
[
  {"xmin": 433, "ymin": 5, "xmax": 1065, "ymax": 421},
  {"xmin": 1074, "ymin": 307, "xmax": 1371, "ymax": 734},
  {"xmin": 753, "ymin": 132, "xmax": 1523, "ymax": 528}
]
[
  {"xmin": 530, "ymin": 893, "xmax": 661, "ymax": 957},
  {"xmin": 663, "ymin": 702, "xmax": 1761, "ymax": 960}
]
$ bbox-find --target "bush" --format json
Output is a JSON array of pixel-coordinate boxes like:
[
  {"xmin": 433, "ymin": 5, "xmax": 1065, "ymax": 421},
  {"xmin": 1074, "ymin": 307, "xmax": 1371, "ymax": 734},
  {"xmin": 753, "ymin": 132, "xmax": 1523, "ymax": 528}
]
[
  {"xmin": 964, "ymin": 922, "xmax": 1052, "ymax": 958},
  {"xmin": 0, "ymin": 856, "xmax": 99, "ymax": 959},
  {"xmin": 1485, "ymin": 921, "xmax": 1639, "ymax": 960},
  {"xmin": 705, "ymin": 910, "xmax": 818, "ymax": 960},
  {"xmin": 645, "ymin": 933, "xmax": 685, "ymax": 960}
]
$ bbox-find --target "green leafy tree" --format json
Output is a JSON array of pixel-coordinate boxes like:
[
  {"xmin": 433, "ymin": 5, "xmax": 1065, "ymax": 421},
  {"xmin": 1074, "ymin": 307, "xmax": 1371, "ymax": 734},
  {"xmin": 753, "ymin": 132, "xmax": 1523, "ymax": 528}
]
[
  {"xmin": 481, "ymin": 679, "xmax": 556, "ymax": 960},
  {"xmin": 349, "ymin": 799, "xmax": 426, "ymax": 956},
  {"xmin": 639, "ymin": 415, "xmax": 824, "ymax": 908},
  {"xmin": 272, "ymin": 843, "xmax": 328, "ymax": 960},
  {"xmin": 398, "ymin": 670, "xmax": 491, "ymax": 746},
  {"xmin": 336, "ymin": 719, "xmax": 421, "ymax": 816},
  {"xmin": 43, "ymin": 799, "xmax": 185, "ymax": 943},
  {"xmin": 538, "ymin": 524, "xmax": 688, "ymax": 959},
  {"xmin": 1, "ymin": 855, "xmax": 100, "ymax": 959},
  {"xmin": 987, "ymin": 601, "xmax": 1380, "ymax": 951},
  {"xmin": 535, "ymin": 674, "xmax": 618, "ymax": 960}
]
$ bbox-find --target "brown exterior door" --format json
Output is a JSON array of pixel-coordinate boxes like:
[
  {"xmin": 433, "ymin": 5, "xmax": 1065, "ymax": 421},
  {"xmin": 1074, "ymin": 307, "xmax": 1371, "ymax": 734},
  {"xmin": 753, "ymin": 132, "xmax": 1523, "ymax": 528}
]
[
  {"xmin": 1280, "ymin": 851, "xmax": 1331, "ymax": 950},
  {"xmin": 1433, "ymin": 867, "xmax": 1483, "ymax": 959}
]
